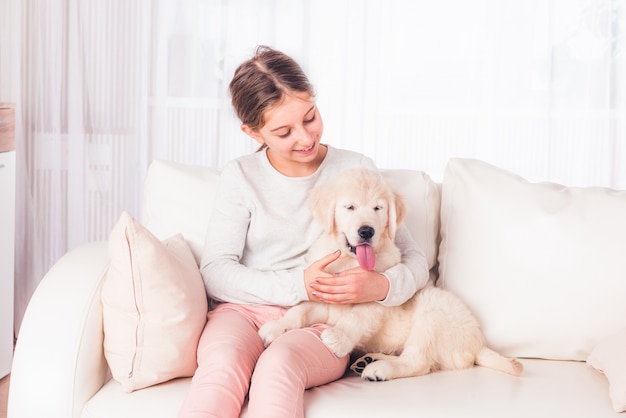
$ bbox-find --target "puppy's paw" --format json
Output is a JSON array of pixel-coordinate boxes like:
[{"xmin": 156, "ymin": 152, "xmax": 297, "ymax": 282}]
[
  {"xmin": 351, "ymin": 354, "xmax": 393, "ymax": 381},
  {"xmin": 320, "ymin": 328, "xmax": 353, "ymax": 358},
  {"xmin": 258, "ymin": 321, "xmax": 287, "ymax": 347},
  {"xmin": 350, "ymin": 355, "xmax": 377, "ymax": 376}
]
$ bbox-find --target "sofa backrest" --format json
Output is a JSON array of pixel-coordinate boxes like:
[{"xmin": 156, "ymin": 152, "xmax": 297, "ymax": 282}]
[
  {"xmin": 141, "ymin": 160, "xmax": 442, "ymax": 275},
  {"xmin": 141, "ymin": 158, "xmax": 626, "ymax": 363},
  {"xmin": 381, "ymin": 169, "xmax": 441, "ymax": 278},
  {"xmin": 142, "ymin": 160, "xmax": 221, "ymax": 262}
]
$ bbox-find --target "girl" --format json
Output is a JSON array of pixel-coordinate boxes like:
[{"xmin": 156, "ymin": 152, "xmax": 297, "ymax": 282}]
[{"xmin": 178, "ymin": 46, "xmax": 429, "ymax": 418}]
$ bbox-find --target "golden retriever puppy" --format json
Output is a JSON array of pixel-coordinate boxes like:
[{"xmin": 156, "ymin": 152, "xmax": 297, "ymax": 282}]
[{"xmin": 258, "ymin": 168, "xmax": 523, "ymax": 381}]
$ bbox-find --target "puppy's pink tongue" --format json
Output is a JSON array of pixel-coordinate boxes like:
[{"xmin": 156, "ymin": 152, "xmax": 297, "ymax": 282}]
[{"xmin": 356, "ymin": 244, "xmax": 375, "ymax": 271}]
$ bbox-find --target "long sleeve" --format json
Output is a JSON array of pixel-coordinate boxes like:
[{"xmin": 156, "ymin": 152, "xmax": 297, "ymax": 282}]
[
  {"xmin": 378, "ymin": 223, "xmax": 430, "ymax": 307},
  {"xmin": 200, "ymin": 161, "xmax": 310, "ymax": 306}
]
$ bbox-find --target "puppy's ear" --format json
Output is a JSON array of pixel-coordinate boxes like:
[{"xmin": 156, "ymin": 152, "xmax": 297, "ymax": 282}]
[
  {"xmin": 387, "ymin": 190, "xmax": 406, "ymax": 240},
  {"xmin": 308, "ymin": 183, "xmax": 336, "ymax": 233}
]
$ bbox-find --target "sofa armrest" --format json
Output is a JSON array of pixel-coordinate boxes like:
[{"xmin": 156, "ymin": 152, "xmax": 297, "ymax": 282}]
[{"xmin": 9, "ymin": 241, "xmax": 110, "ymax": 418}]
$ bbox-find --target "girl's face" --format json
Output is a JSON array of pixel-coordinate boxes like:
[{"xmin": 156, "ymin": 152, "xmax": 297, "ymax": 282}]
[{"xmin": 242, "ymin": 92, "xmax": 325, "ymax": 177}]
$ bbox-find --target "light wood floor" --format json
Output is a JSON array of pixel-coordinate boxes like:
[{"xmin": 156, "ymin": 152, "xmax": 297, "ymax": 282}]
[{"xmin": 0, "ymin": 374, "xmax": 9, "ymax": 418}]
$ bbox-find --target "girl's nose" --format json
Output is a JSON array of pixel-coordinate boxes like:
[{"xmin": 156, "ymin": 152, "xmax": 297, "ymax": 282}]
[{"xmin": 295, "ymin": 125, "xmax": 315, "ymax": 145}]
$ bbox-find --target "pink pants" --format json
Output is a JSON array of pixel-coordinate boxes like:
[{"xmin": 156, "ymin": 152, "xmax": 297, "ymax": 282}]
[{"xmin": 177, "ymin": 303, "xmax": 349, "ymax": 418}]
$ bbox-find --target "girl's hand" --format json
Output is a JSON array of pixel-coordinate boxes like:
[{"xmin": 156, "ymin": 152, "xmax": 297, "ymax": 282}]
[
  {"xmin": 304, "ymin": 250, "xmax": 341, "ymax": 300},
  {"xmin": 306, "ymin": 255, "xmax": 390, "ymax": 304}
]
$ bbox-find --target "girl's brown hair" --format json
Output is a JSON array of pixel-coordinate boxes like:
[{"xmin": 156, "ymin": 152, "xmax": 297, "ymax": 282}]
[{"xmin": 229, "ymin": 46, "xmax": 316, "ymax": 134}]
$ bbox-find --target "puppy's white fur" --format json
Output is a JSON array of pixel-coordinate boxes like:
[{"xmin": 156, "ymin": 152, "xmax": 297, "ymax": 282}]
[{"xmin": 258, "ymin": 168, "xmax": 523, "ymax": 381}]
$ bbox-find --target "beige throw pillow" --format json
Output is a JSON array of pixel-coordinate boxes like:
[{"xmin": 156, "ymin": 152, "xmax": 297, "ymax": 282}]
[{"xmin": 102, "ymin": 211, "xmax": 208, "ymax": 392}]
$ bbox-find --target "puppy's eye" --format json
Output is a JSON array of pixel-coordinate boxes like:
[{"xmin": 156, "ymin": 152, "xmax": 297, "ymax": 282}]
[
  {"xmin": 374, "ymin": 206, "xmax": 382, "ymax": 211},
  {"xmin": 345, "ymin": 205, "xmax": 355, "ymax": 211}
]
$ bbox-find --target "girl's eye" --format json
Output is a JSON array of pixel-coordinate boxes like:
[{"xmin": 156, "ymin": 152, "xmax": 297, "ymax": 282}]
[
  {"xmin": 304, "ymin": 114, "xmax": 316, "ymax": 124},
  {"xmin": 277, "ymin": 130, "xmax": 291, "ymax": 138}
]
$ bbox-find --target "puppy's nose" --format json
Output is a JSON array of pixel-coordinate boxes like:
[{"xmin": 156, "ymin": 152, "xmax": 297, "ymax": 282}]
[{"xmin": 358, "ymin": 226, "xmax": 375, "ymax": 239}]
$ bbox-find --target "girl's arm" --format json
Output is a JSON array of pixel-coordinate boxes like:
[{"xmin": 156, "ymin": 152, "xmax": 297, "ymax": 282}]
[
  {"xmin": 377, "ymin": 224, "xmax": 429, "ymax": 306},
  {"xmin": 199, "ymin": 164, "xmax": 309, "ymax": 307}
]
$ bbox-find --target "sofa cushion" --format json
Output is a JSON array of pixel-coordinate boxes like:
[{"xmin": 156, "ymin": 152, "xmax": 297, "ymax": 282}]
[
  {"xmin": 142, "ymin": 160, "xmax": 221, "ymax": 263},
  {"xmin": 141, "ymin": 160, "xmax": 442, "ymax": 273},
  {"xmin": 81, "ymin": 359, "xmax": 617, "ymax": 418},
  {"xmin": 101, "ymin": 211, "xmax": 208, "ymax": 392},
  {"xmin": 438, "ymin": 158, "xmax": 626, "ymax": 361},
  {"xmin": 587, "ymin": 328, "xmax": 626, "ymax": 412},
  {"xmin": 382, "ymin": 170, "xmax": 441, "ymax": 274}
]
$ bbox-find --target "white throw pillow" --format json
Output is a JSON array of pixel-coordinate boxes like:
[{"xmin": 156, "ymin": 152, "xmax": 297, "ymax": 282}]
[
  {"xmin": 102, "ymin": 211, "xmax": 208, "ymax": 392},
  {"xmin": 438, "ymin": 158, "xmax": 626, "ymax": 361}
]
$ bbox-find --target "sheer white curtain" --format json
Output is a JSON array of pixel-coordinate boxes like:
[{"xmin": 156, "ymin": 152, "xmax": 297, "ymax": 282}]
[{"xmin": 1, "ymin": 0, "xmax": 624, "ymax": 333}]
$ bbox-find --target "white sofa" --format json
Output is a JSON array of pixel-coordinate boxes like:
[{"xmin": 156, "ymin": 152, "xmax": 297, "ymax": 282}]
[{"xmin": 8, "ymin": 158, "xmax": 626, "ymax": 418}]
